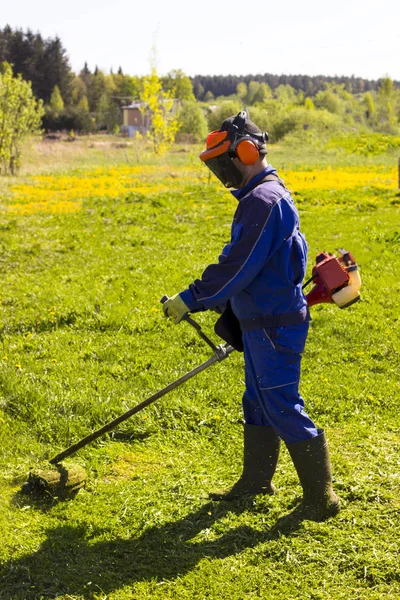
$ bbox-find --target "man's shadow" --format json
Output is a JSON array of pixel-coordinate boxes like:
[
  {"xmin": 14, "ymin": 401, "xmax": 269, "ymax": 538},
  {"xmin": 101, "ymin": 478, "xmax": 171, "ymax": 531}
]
[{"xmin": 0, "ymin": 495, "xmax": 304, "ymax": 599}]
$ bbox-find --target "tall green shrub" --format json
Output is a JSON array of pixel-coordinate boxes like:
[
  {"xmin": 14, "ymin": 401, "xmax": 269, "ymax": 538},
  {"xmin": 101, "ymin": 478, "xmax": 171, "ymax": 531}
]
[
  {"xmin": 0, "ymin": 62, "xmax": 44, "ymax": 174},
  {"xmin": 206, "ymin": 100, "xmax": 241, "ymax": 131},
  {"xmin": 141, "ymin": 67, "xmax": 179, "ymax": 154},
  {"xmin": 177, "ymin": 102, "xmax": 208, "ymax": 142},
  {"xmin": 49, "ymin": 85, "xmax": 64, "ymax": 117}
]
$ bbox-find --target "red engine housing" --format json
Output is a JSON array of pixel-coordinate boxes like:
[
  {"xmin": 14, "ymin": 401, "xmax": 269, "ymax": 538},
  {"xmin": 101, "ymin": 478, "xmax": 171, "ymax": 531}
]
[{"xmin": 306, "ymin": 251, "xmax": 354, "ymax": 307}]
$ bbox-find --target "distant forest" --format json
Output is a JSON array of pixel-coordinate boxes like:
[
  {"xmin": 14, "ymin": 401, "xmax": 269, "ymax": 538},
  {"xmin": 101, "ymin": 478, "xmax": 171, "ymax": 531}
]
[
  {"xmin": 1, "ymin": 25, "xmax": 400, "ymax": 139},
  {"xmin": 1, "ymin": 25, "xmax": 399, "ymax": 105},
  {"xmin": 191, "ymin": 74, "xmax": 400, "ymax": 100},
  {"xmin": 0, "ymin": 26, "xmax": 72, "ymax": 103}
]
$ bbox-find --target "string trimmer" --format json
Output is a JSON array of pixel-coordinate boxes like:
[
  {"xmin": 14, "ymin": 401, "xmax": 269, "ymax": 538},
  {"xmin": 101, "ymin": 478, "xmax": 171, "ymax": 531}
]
[
  {"xmin": 21, "ymin": 297, "xmax": 234, "ymax": 498},
  {"xmin": 22, "ymin": 249, "xmax": 361, "ymax": 499}
]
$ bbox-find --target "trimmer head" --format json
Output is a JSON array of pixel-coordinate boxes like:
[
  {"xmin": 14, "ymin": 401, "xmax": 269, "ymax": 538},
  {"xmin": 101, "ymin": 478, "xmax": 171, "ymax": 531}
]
[{"xmin": 21, "ymin": 463, "xmax": 86, "ymax": 499}]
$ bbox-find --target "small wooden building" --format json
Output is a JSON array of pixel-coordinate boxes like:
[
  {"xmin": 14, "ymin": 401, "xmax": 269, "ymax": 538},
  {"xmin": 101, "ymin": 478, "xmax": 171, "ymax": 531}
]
[
  {"xmin": 121, "ymin": 99, "xmax": 180, "ymax": 137},
  {"xmin": 121, "ymin": 102, "xmax": 151, "ymax": 137}
]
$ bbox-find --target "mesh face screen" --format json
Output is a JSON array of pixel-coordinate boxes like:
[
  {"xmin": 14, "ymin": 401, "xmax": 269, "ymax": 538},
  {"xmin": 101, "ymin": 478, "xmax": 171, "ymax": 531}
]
[{"xmin": 205, "ymin": 154, "xmax": 243, "ymax": 188}]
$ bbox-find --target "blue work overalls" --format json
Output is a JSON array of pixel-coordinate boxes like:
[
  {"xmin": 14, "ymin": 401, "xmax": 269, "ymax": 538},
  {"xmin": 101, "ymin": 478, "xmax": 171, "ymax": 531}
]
[{"xmin": 180, "ymin": 166, "xmax": 318, "ymax": 443}]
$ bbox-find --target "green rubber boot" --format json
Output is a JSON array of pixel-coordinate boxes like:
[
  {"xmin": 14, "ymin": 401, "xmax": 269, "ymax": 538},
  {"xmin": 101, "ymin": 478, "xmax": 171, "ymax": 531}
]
[
  {"xmin": 286, "ymin": 430, "xmax": 341, "ymax": 521},
  {"xmin": 209, "ymin": 425, "xmax": 281, "ymax": 501}
]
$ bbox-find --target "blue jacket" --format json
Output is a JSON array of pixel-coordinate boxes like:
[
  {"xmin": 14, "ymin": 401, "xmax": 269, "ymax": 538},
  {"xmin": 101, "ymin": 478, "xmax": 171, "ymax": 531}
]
[{"xmin": 180, "ymin": 166, "xmax": 309, "ymax": 323}]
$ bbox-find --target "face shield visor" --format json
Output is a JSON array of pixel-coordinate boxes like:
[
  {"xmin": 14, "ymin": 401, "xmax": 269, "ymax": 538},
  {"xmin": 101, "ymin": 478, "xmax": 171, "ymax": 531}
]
[{"xmin": 199, "ymin": 131, "xmax": 244, "ymax": 188}]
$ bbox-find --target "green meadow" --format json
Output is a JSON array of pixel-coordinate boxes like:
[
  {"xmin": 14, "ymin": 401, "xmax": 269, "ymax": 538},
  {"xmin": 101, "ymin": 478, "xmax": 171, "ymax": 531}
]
[{"xmin": 0, "ymin": 137, "xmax": 399, "ymax": 600}]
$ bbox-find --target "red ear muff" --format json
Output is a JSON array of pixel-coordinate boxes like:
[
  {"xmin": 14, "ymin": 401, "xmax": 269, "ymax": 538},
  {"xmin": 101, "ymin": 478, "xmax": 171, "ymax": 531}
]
[{"xmin": 236, "ymin": 139, "xmax": 259, "ymax": 165}]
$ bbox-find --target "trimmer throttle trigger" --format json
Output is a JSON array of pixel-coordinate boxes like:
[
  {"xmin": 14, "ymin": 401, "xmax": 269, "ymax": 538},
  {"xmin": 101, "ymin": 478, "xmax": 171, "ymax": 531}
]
[{"xmin": 160, "ymin": 295, "xmax": 219, "ymax": 352}]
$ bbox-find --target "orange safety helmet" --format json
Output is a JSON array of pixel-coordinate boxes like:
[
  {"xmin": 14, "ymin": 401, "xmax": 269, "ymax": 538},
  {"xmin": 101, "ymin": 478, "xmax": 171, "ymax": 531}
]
[{"xmin": 200, "ymin": 111, "xmax": 268, "ymax": 188}]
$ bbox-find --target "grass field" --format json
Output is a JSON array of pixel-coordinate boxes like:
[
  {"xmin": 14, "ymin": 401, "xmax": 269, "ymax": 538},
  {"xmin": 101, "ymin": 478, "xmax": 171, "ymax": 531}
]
[{"xmin": 0, "ymin": 136, "xmax": 399, "ymax": 599}]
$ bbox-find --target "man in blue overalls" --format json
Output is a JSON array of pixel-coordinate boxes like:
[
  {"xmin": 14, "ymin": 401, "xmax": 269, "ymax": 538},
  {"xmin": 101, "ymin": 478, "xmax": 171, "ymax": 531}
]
[{"xmin": 163, "ymin": 111, "xmax": 340, "ymax": 521}]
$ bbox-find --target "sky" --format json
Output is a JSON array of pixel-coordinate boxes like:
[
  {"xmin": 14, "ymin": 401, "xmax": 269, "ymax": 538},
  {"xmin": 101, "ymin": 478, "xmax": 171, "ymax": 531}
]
[{"xmin": 2, "ymin": 0, "xmax": 400, "ymax": 81}]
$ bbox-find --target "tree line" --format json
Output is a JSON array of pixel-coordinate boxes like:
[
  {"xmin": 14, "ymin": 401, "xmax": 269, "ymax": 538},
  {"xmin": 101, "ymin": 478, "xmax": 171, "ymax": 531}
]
[
  {"xmin": 0, "ymin": 26, "xmax": 199, "ymax": 133},
  {"xmin": 0, "ymin": 25, "xmax": 72, "ymax": 103},
  {"xmin": 0, "ymin": 25, "xmax": 399, "ymax": 151},
  {"xmin": 191, "ymin": 73, "xmax": 400, "ymax": 101}
]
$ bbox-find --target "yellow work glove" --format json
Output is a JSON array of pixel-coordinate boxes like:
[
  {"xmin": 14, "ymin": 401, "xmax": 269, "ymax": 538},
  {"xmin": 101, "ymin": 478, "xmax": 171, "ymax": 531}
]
[{"xmin": 162, "ymin": 293, "xmax": 190, "ymax": 324}]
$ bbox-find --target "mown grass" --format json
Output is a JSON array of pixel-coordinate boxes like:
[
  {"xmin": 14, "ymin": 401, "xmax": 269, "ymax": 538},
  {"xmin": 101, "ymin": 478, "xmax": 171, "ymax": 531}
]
[{"xmin": 0, "ymin": 137, "xmax": 399, "ymax": 599}]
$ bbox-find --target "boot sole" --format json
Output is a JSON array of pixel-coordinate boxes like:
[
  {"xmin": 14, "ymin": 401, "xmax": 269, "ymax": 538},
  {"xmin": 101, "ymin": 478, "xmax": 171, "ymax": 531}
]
[{"xmin": 209, "ymin": 484, "xmax": 276, "ymax": 501}]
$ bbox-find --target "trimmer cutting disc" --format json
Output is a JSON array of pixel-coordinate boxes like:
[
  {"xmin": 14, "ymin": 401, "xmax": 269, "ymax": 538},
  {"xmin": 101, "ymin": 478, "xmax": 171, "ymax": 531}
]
[{"xmin": 21, "ymin": 462, "xmax": 86, "ymax": 499}]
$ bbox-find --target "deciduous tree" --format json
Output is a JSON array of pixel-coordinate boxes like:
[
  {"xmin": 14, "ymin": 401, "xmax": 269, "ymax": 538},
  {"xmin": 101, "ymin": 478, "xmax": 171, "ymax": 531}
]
[
  {"xmin": 177, "ymin": 101, "xmax": 208, "ymax": 142},
  {"xmin": 363, "ymin": 92, "xmax": 375, "ymax": 120},
  {"xmin": 236, "ymin": 82, "xmax": 247, "ymax": 101},
  {"xmin": 206, "ymin": 100, "xmax": 241, "ymax": 130},
  {"xmin": 162, "ymin": 69, "xmax": 195, "ymax": 101},
  {"xmin": 305, "ymin": 97, "xmax": 315, "ymax": 110},
  {"xmin": 140, "ymin": 67, "xmax": 179, "ymax": 154},
  {"xmin": 0, "ymin": 62, "xmax": 44, "ymax": 174},
  {"xmin": 49, "ymin": 85, "xmax": 64, "ymax": 117}
]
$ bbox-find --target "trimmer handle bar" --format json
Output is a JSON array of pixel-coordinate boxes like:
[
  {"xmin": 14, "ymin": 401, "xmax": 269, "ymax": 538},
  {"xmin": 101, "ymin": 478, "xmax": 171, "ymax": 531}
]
[
  {"xmin": 47, "ymin": 299, "xmax": 234, "ymax": 465},
  {"xmin": 161, "ymin": 295, "xmax": 220, "ymax": 353}
]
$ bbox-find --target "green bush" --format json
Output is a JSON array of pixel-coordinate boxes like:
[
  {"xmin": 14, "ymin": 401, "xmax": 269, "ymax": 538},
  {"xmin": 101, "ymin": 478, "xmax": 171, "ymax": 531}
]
[
  {"xmin": 206, "ymin": 100, "xmax": 242, "ymax": 131},
  {"xmin": 268, "ymin": 107, "xmax": 346, "ymax": 142},
  {"xmin": 42, "ymin": 106, "xmax": 95, "ymax": 133},
  {"xmin": 244, "ymin": 106, "xmax": 271, "ymax": 131},
  {"xmin": 0, "ymin": 62, "xmax": 44, "ymax": 174},
  {"xmin": 177, "ymin": 101, "xmax": 208, "ymax": 143}
]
